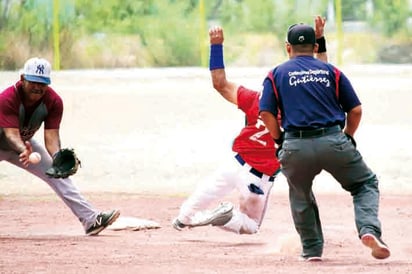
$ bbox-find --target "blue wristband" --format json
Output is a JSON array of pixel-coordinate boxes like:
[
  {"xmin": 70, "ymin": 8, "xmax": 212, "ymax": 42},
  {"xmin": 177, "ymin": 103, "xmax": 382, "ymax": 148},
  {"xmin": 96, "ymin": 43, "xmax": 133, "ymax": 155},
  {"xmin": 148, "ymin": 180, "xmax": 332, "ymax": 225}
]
[{"xmin": 209, "ymin": 44, "xmax": 224, "ymax": 70}]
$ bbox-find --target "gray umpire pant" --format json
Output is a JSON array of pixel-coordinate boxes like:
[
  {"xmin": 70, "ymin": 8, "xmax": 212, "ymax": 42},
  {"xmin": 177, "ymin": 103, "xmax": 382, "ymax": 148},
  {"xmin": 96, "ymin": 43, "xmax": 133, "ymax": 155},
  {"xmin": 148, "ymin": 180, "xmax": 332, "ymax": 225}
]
[
  {"xmin": 278, "ymin": 130, "xmax": 382, "ymax": 258},
  {"xmin": 0, "ymin": 139, "xmax": 98, "ymax": 232}
]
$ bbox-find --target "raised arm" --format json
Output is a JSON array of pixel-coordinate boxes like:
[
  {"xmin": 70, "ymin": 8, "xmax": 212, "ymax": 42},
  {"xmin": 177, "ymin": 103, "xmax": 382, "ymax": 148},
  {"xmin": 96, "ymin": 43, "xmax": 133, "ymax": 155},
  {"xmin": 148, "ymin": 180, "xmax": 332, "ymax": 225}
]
[
  {"xmin": 314, "ymin": 15, "xmax": 328, "ymax": 63},
  {"xmin": 209, "ymin": 26, "xmax": 239, "ymax": 105}
]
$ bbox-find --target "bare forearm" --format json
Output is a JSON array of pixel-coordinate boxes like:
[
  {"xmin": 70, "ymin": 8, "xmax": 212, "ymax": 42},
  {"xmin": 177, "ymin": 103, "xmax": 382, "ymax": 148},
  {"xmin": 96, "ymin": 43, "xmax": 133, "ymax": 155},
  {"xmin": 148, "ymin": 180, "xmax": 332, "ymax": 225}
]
[
  {"xmin": 211, "ymin": 69, "xmax": 238, "ymax": 104},
  {"xmin": 211, "ymin": 68, "xmax": 227, "ymax": 89},
  {"xmin": 344, "ymin": 105, "xmax": 362, "ymax": 136},
  {"xmin": 260, "ymin": 111, "xmax": 282, "ymax": 140},
  {"xmin": 3, "ymin": 128, "xmax": 26, "ymax": 153},
  {"xmin": 316, "ymin": 52, "xmax": 328, "ymax": 63},
  {"xmin": 44, "ymin": 129, "xmax": 61, "ymax": 156}
]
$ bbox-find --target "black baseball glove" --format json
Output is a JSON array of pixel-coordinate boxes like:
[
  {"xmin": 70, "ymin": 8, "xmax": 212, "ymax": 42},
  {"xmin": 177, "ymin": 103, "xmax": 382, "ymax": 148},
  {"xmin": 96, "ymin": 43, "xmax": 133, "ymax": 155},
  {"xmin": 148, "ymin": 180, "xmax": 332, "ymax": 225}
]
[{"xmin": 45, "ymin": 148, "xmax": 81, "ymax": 178}]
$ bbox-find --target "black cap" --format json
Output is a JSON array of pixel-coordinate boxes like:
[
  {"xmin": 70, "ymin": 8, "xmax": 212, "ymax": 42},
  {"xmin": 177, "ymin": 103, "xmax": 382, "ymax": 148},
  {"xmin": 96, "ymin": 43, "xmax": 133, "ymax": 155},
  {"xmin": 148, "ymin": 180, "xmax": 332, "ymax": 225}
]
[{"xmin": 287, "ymin": 23, "xmax": 316, "ymax": 45}]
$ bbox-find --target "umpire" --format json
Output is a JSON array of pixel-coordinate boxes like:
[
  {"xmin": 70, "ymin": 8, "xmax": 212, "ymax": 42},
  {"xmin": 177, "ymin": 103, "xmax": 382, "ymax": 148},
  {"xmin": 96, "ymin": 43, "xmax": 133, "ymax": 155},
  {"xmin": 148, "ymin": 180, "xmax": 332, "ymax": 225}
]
[{"xmin": 259, "ymin": 23, "xmax": 390, "ymax": 261}]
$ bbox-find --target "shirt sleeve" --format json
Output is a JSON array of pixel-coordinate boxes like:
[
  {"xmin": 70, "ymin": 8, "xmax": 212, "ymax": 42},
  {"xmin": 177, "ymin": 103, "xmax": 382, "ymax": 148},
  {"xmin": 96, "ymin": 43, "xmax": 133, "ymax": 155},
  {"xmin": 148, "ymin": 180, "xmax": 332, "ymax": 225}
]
[
  {"xmin": 259, "ymin": 77, "xmax": 278, "ymax": 117},
  {"xmin": 0, "ymin": 91, "xmax": 20, "ymax": 128},
  {"xmin": 44, "ymin": 90, "xmax": 63, "ymax": 129},
  {"xmin": 237, "ymin": 86, "xmax": 256, "ymax": 113},
  {"xmin": 338, "ymin": 72, "xmax": 361, "ymax": 112}
]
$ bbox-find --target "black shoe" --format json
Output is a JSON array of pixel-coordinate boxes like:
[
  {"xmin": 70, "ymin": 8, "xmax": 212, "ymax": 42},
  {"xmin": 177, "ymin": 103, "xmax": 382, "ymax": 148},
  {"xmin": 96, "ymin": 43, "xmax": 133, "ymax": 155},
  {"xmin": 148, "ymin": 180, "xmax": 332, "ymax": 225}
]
[
  {"xmin": 86, "ymin": 209, "xmax": 120, "ymax": 236},
  {"xmin": 172, "ymin": 218, "xmax": 187, "ymax": 231},
  {"xmin": 361, "ymin": 233, "xmax": 390, "ymax": 259}
]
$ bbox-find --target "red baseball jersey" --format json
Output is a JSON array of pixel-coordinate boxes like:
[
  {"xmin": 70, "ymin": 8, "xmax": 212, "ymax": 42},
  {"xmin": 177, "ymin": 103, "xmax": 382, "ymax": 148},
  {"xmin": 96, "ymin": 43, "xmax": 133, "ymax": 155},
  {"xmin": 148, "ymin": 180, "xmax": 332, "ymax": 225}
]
[
  {"xmin": 0, "ymin": 81, "xmax": 63, "ymax": 143},
  {"xmin": 232, "ymin": 86, "xmax": 280, "ymax": 176}
]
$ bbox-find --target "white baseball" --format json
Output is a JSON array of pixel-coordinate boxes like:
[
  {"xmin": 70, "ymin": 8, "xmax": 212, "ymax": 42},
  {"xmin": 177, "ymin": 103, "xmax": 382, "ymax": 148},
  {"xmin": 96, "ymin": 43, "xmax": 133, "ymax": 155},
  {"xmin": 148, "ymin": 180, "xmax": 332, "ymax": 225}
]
[{"xmin": 29, "ymin": 152, "xmax": 41, "ymax": 164}]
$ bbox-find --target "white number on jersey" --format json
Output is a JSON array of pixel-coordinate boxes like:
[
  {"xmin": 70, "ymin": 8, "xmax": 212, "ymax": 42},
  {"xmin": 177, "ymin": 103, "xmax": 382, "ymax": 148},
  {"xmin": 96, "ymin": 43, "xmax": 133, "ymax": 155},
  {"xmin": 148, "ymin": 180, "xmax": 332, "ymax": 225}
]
[{"xmin": 249, "ymin": 118, "xmax": 268, "ymax": 146}]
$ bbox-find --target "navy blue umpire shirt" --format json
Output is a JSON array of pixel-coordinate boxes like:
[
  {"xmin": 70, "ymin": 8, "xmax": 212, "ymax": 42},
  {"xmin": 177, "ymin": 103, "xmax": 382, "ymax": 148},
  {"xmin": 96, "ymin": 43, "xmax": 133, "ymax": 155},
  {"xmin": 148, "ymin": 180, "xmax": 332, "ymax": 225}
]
[{"xmin": 259, "ymin": 55, "xmax": 361, "ymax": 131}]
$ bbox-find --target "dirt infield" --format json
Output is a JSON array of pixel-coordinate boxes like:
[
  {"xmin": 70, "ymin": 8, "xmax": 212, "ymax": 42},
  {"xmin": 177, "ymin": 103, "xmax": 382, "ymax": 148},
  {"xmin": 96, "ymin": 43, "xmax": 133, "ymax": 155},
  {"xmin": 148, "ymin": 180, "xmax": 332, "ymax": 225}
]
[
  {"xmin": 1, "ymin": 66, "xmax": 412, "ymax": 273},
  {"xmin": 0, "ymin": 193, "xmax": 411, "ymax": 274}
]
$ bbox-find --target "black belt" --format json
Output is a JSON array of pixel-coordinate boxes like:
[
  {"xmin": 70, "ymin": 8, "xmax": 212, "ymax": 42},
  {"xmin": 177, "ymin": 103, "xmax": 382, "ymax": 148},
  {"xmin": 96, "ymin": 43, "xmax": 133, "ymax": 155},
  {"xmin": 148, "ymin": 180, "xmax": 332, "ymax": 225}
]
[
  {"xmin": 284, "ymin": 125, "xmax": 341, "ymax": 139},
  {"xmin": 235, "ymin": 154, "xmax": 275, "ymax": 182}
]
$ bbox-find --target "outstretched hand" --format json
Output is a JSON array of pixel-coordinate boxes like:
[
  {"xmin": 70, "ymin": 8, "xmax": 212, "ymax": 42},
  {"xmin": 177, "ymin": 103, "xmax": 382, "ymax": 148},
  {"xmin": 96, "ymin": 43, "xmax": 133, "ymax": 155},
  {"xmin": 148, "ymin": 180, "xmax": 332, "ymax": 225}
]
[
  {"xmin": 19, "ymin": 141, "xmax": 33, "ymax": 168},
  {"xmin": 314, "ymin": 15, "xmax": 326, "ymax": 39},
  {"xmin": 209, "ymin": 26, "xmax": 224, "ymax": 44}
]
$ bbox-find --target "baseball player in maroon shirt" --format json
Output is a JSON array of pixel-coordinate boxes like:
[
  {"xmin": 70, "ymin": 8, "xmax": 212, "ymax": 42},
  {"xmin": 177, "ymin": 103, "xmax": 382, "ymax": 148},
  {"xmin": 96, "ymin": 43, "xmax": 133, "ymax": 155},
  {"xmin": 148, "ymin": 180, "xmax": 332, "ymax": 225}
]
[
  {"xmin": 0, "ymin": 57, "xmax": 119, "ymax": 236},
  {"xmin": 172, "ymin": 16, "xmax": 328, "ymax": 234}
]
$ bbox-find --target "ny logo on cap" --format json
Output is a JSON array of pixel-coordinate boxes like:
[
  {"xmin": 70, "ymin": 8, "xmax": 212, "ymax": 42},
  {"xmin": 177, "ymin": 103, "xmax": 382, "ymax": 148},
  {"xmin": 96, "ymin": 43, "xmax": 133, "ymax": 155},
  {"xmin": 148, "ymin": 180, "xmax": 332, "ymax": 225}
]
[
  {"xmin": 36, "ymin": 64, "xmax": 45, "ymax": 75},
  {"xmin": 298, "ymin": 36, "xmax": 305, "ymax": 42}
]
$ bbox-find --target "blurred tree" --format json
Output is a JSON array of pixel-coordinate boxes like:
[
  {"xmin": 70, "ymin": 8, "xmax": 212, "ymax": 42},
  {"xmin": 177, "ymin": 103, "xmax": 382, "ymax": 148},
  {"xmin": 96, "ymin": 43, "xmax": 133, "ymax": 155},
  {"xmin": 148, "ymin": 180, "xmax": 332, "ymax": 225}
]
[
  {"xmin": 73, "ymin": 0, "xmax": 201, "ymax": 66},
  {"xmin": 74, "ymin": 0, "xmax": 155, "ymax": 34},
  {"xmin": 341, "ymin": 0, "xmax": 367, "ymax": 21},
  {"xmin": 0, "ymin": 0, "xmax": 77, "ymax": 68},
  {"xmin": 0, "ymin": 0, "xmax": 410, "ymax": 68},
  {"xmin": 0, "ymin": 0, "xmax": 12, "ymax": 29},
  {"xmin": 209, "ymin": 0, "xmax": 326, "ymax": 37},
  {"xmin": 10, "ymin": 0, "xmax": 53, "ymax": 48},
  {"xmin": 371, "ymin": 0, "xmax": 411, "ymax": 37}
]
